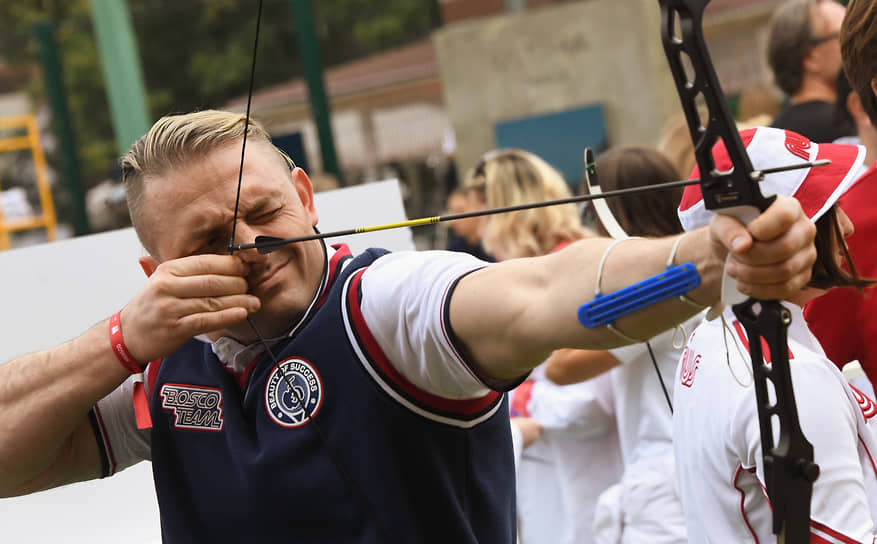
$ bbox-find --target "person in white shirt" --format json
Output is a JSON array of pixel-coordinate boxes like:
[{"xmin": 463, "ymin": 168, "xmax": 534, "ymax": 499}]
[
  {"xmin": 546, "ymin": 147, "xmax": 698, "ymax": 543},
  {"xmin": 673, "ymin": 125, "xmax": 877, "ymax": 542},
  {"xmin": 465, "ymin": 149, "xmax": 623, "ymax": 544}
]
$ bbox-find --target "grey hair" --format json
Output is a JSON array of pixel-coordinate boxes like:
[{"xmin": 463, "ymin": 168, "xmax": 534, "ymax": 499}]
[{"xmin": 767, "ymin": 0, "xmax": 822, "ymax": 96}]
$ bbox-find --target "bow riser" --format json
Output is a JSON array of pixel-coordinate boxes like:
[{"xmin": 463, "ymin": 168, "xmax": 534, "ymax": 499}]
[
  {"xmin": 660, "ymin": 1, "xmax": 772, "ymax": 222},
  {"xmin": 736, "ymin": 300, "xmax": 817, "ymax": 541},
  {"xmin": 658, "ymin": 0, "xmax": 818, "ymax": 540}
]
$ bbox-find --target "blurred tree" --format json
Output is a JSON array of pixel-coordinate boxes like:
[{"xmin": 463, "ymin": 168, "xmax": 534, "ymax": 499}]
[
  {"xmin": 0, "ymin": 0, "xmax": 441, "ymax": 221},
  {"xmin": 0, "ymin": 0, "xmax": 111, "ymax": 231},
  {"xmin": 131, "ymin": 0, "xmax": 440, "ymax": 114}
]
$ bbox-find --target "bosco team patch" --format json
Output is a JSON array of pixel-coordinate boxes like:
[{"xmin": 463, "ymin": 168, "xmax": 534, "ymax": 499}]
[
  {"xmin": 159, "ymin": 383, "xmax": 224, "ymax": 431},
  {"xmin": 265, "ymin": 357, "xmax": 323, "ymax": 428}
]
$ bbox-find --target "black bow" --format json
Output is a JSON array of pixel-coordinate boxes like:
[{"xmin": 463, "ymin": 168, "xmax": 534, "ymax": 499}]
[
  {"xmin": 659, "ymin": 1, "xmax": 819, "ymax": 541},
  {"xmin": 228, "ymin": 1, "xmax": 818, "ymax": 541}
]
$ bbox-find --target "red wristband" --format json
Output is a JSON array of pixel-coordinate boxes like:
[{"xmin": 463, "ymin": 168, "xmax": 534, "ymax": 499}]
[{"xmin": 109, "ymin": 310, "xmax": 143, "ymax": 374}]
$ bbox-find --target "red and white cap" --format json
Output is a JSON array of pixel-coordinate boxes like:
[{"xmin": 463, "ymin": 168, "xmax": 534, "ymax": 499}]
[{"xmin": 678, "ymin": 126, "xmax": 867, "ymax": 231}]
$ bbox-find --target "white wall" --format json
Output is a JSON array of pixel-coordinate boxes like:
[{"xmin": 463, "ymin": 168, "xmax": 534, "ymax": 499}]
[{"xmin": 0, "ymin": 179, "xmax": 413, "ymax": 543}]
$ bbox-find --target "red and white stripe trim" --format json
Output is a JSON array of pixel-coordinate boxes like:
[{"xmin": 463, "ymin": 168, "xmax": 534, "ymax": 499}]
[
  {"xmin": 810, "ymin": 520, "xmax": 866, "ymax": 544},
  {"xmin": 341, "ymin": 267, "xmax": 502, "ymax": 428}
]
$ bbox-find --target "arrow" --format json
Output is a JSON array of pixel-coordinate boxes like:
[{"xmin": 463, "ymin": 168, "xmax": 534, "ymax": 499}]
[{"xmin": 233, "ymin": 159, "xmax": 830, "ymax": 254}]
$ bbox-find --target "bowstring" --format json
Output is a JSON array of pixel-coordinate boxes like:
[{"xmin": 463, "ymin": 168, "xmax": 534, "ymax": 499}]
[
  {"xmin": 227, "ymin": 2, "xmax": 391, "ymax": 540},
  {"xmin": 586, "ymin": 153, "xmax": 673, "ymax": 413},
  {"xmin": 228, "ymin": 0, "xmax": 263, "ymax": 255}
]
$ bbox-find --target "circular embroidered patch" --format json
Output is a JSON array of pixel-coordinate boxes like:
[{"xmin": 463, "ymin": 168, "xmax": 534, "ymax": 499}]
[{"xmin": 265, "ymin": 357, "xmax": 323, "ymax": 428}]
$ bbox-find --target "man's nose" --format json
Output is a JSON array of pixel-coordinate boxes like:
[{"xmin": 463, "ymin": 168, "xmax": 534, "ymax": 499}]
[
  {"xmin": 232, "ymin": 225, "xmax": 269, "ymax": 263},
  {"xmin": 235, "ymin": 246, "xmax": 269, "ymax": 265},
  {"xmin": 837, "ymin": 208, "xmax": 855, "ymax": 239}
]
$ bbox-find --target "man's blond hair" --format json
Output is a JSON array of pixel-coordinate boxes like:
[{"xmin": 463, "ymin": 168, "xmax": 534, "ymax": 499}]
[{"xmin": 120, "ymin": 110, "xmax": 293, "ymax": 253}]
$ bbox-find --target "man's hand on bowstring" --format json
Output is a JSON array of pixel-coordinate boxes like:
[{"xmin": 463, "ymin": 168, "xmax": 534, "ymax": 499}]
[
  {"xmin": 120, "ymin": 254, "xmax": 262, "ymax": 364},
  {"xmin": 710, "ymin": 195, "xmax": 818, "ymax": 301}
]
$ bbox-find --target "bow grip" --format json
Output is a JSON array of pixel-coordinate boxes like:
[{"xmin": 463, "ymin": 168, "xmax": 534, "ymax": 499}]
[{"xmin": 711, "ymin": 192, "xmax": 776, "ymax": 305}]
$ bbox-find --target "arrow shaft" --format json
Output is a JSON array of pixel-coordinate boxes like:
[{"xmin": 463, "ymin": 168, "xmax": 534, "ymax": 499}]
[{"xmin": 232, "ymin": 159, "xmax": 830, "ymax": 253}]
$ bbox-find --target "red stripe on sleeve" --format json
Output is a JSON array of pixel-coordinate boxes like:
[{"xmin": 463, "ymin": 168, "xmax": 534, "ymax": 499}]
[
  {"xmin": 347, "ymin": 268, "xmax": 501, "ymax": 416},
  {"xmin": 810, "ymin": 520, "xmax": 862, "ymax": 544}
]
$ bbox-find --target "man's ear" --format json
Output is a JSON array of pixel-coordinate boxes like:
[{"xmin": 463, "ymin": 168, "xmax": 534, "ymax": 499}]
[
  {"xmin": 848, "ymin": 90, "xmax": 870, "ymax": 126},
  {"xmin": 139, "ymin": 256, "xmax": 159, "ymax": 277},
  {"xmin": 870, "ymin": 77, "xmax": 877, "ymax": 113},
  {"xmin": 292, "ymin": 167, "xmax": 319, "ymax": 227},
  {"xmin": 802, "ymin": 49, "xmax": 820, "ymax": 75}
]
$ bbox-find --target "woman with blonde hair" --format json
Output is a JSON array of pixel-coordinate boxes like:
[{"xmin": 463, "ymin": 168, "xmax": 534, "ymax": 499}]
[
  {"xmin": 464, "ymin": 149, "xmax": 622, "ymax": 544},
  {"xmin": 547, "ymin": 146, "xmax": 699, "ymax": 543},
  {"xmin": 466, "ymin": 149, "xmax": 592, "ymax": 259}
]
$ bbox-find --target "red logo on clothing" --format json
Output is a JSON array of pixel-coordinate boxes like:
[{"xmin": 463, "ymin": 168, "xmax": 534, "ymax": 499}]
[
  {"xmin": 732, "ymin": 321, "xmax": 794, "ymax": 364},
  {"xmin": 784, "ymin": 131, "xmax": 812, "ymax": 161},
  {"xmin": 679, "ymin": 346, "xmax": 701, "ymax": 388},
  {"xmin": 850, "ymin": 385, "xmax": 877, "ymax": 421}
]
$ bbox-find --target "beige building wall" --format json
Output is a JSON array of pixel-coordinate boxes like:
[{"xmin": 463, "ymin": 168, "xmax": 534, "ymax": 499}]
[
  {"xmin": 433, "ymin": 0, "xmax": 782, "ymax": 173},
  {"xmin": 704, "ymin": 2, "xmax": 779, "ymax": 96},
  {"xmin": 433, "ymin": 0, "xmax": 681, "ymax": 173}
]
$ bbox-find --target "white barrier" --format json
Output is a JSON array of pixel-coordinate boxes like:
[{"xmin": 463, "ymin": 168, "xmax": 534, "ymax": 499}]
[{"xmin": 0, "ymin": 179, "xmax": 414, "ymax": 543}]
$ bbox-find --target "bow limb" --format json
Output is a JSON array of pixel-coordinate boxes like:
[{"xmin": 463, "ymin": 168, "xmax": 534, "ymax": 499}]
[
  {"xmin": 583, "ymin": 148, "xmax": 629, "ymax": 241},
  {"xmin": 583, "ymin": 148, "xmax": 675, "ymax": 412},
  {"xmin": 658, "ymin": 1, "xmax": 818, "ymax": 541}
]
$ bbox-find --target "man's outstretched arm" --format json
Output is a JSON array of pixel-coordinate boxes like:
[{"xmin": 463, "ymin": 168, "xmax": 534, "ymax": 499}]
[{"xmin": 451, "ymin": 196, "xmax": 816, "ymax": 381}]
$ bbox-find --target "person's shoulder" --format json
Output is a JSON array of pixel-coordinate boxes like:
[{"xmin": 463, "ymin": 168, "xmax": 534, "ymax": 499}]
[
  {"xmin": 372, "ymin": 248, "xmax": 490, "ymax": 266},
  {"xmin": 781, "ymin": 100, "xmax": 834, "ymax": 114},
  {"xmin": 361, "ymin": 249, "xmax": 489, "ymax": 289},
  {"xmin": 786, "ymin": 344, "xmax": 851, "ymax": 400},
  {"xmin": 778, "ymin": 100, "xmax": 857, "ymax": 143},
  {"xmin": 770, "ymin": 101, "xmax": 835, "ymax": 135},
  {"xmin": 686, "ymin": 312, "xmax": 724, "ymax": 346},
  {"xmin": 350, "ymin": 247, "xmax": 391, "ymax": 261}
]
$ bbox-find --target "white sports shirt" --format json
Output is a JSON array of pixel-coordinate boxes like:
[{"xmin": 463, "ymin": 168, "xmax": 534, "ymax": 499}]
[
  {"xmin": 673, "ymin": 303, "xmax": 877, "ymax": 543},
  {"xmin": 590, "ymin": 313, "xmax": 704, "ymax": 543},
  {"xmin": 610, "ymin": 313, "xmax": 704, "ymax": 468},
  {"xmin": 512, "ymin": 369, "xmax": 622, "ymax": 544}
]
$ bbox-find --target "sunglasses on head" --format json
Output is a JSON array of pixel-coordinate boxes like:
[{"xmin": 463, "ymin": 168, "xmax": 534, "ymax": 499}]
[{"xmin": 809, "ymin": 31, "xmax": 839, "ymax": 47}]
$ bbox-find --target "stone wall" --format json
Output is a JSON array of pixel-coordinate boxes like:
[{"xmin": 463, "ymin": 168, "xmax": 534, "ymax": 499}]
[
  {"xmin": 704, "ymin": 2, "xmax": 778, "ymax": 96},
  {"xmin": 433, "ymin": 0, "xmax": 781, "ymax": 173},
  {"xmin": 433, "ymin": 0, "xmax": 679, "ymax": 172}
]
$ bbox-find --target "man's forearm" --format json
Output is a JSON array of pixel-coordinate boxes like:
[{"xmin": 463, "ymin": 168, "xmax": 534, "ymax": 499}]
[
  {"xmin": 0, "ymin": 319, "xmax": 130, "ymax": 495},
  {"xmin": 528, "ymin": 234, "xmax": 716, "ymax": 350},
  {"xmin": 451, "ymin": 233, "xmax": 715, "ymax": 380},
  {"xmin": 452, "ymin": 193, "xmax": 816, "ymax": 382}
]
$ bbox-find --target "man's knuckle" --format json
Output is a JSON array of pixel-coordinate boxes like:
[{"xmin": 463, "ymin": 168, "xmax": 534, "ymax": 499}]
[
  {"xmin": 204, "ymin": 297, "xmax": 223, "ymax": 312},
  {"xmin": 151, "ymin": 274, "xmax": 170, "ymax": 290},
  {"xmin": 204, "ymin": 275, "xmax": 222, "ymax": 293},
  {"xmin": 155, "ymin": 299, "xmax": 174, "ymax": 316}
]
